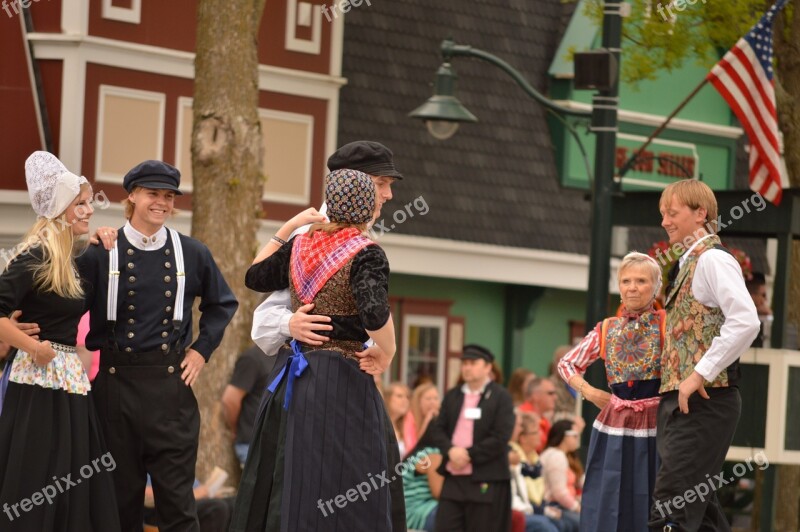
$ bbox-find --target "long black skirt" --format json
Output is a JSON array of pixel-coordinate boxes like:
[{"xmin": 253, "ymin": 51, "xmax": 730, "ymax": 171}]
[
  {"xmin": 230, "ymin": 348, "xmax": 406, "ymax": 532},
  {"xmin": 0, "ymin": 380, "xmax": 121, "ymax": 531}
]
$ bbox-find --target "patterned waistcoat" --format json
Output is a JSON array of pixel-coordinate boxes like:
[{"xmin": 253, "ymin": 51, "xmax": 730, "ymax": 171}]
[
  {"xmin": 601, "ymin": 309, "xmax": 664, "ymax": 385},
  {"xmin": 289, "ymin": 258, "xmax": 364, "ymax": 357},
  {"xmin": 660, "ymin": 235, "xmax": 731, "ymax": 393}
]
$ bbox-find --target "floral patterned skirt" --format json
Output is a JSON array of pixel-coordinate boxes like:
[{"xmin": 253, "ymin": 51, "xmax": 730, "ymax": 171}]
[{"xmin": 8, "ymin": 342, "xmax": 91, "ymax": 395}]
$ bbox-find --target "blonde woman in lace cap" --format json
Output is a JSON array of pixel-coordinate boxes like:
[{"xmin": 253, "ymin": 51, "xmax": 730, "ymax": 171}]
[{"xmin": 0, "ymin": 152, "xmax": 120, "ymax": 531}]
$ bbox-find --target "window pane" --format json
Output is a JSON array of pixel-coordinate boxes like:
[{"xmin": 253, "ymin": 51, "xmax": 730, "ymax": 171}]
[{"xmin": 407, "ymin": 325, "xmax": 441, "ymax": 388}]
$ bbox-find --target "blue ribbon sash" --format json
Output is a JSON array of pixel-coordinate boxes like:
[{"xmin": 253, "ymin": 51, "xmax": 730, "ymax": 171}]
[{"xmin": 266, "ymin": 340, "xmax": 309, "ymax": 411}]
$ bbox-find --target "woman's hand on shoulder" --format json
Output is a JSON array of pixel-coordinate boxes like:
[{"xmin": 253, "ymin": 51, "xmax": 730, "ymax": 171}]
[
  {"xmin": 286, "ymin": 208, "xmax": 327, "ymax": 232},
  {"xmin": 89, "ymin": 226, "xmax": 118, "ymax": 250}
]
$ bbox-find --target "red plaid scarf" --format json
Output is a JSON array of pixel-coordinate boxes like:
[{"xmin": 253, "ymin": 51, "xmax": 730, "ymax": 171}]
[{"xmin": 290, "ymin": 227, "xmax": 374, "ymax": 304}]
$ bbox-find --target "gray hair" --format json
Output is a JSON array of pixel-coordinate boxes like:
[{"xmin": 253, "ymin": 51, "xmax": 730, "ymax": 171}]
[{"xmin": 618, "ymin": 251, "xmax": 662, "ymax": 294}]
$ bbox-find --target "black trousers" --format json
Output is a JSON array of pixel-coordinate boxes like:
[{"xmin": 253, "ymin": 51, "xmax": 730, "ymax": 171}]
[
  {"xmin": 435, "ymin": 476, "xmax": 511, "ymax": 532},
  {"xmin": 649, "ymin": 387, "xmax": 741, "ymax": 531},
  {"xmin": 94, "ymin": 349, "xmax": 200, "ymax": 532},
  {"xmin": 145, "ymin": 497, "xmax": 235, "ymax": 531}
]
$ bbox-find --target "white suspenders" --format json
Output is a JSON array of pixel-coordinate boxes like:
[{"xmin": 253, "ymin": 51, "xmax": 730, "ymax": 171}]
[{"xmin": 107, "ymin": 228, "xmax": 186, "ymax": 348}]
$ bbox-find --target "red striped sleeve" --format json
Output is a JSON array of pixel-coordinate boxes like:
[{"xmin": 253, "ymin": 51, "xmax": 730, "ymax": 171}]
[{"xmin": 557, "ymin": 322, "xmax": 603, "ymax": 384}]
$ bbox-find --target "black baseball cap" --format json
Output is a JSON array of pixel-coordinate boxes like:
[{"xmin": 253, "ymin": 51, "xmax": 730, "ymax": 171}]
[{"xmin": 327, "ymin": 140, "xmax": 404, "ymax": 180}]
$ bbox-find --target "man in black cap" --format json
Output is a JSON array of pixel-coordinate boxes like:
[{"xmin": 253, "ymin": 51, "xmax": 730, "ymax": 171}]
[
  {"xmin": 252, "ymin": 140, "xmax": 403, "ymax": 363},
  {"xmin": 427, "ymin": 344, "xmax": 516, "ymax": 532},
  {"xmin": 76, "ymin": 160, "xmax": 238, "ymax": 531},
  {"xmin": 249, "ymin": 140, "xmax": 408, "ymax": 531}
]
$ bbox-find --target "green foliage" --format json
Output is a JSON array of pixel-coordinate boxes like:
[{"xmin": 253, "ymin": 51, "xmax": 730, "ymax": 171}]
[{"xmin": 583, "ymin": 0, "xmax": 774, "ymax": 85}]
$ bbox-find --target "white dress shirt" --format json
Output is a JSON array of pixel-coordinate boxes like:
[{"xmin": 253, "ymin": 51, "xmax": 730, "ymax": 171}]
[
  {"xmin": 679, "ymin": 234, "xmax": 760, "ymax": 382},
  {"xmin": 251, "ymin": 204, "xmax": 326, "ymax": 356},
  {"xmin": 123, "ymin": 221, "xmax": 168, "ymax": 251}
]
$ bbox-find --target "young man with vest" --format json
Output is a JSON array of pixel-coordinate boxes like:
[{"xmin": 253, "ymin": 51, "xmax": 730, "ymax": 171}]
[
  {"xmin": 427, "ymin": 344, "xmax": 516, "ymax": 532},
  {"xmin": 648, "ymin": 180, "xmax": 759, "ymax": 531},
  {"xmin": 78, "ymin": 161, "xmax": 238, "ymax": 531}
]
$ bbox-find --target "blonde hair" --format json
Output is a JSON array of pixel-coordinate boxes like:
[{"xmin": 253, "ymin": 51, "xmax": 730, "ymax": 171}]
[
  {"xmin": 307, "ymin": 221, "xmax": 368, "ymax": 236},
  {"xmin": 659, "ymin": 180, "xmax": 718, "ymax": 233},
  {"xmin": 122, "ymin": 186, "xmax": 139, "ymax": 220},
  {"xmin": 10, "ymin": 184, "xmax": 90, "ymax": 298},
  {"xmin": 383, "ymin": 382, "xmax": 410, "ymax": 431},
  {"xmin": 409, "ymin": 383, "xmax": 438, "ymax": 435}
]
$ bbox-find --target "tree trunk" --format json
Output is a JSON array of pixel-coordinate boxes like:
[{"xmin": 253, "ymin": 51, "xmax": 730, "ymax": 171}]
[
  {"xmin": 190, "ymin": 0, "xmax": 266, "ymax": 483},
  {"xmin": 771, "ymin": 5, "xmax": 800, "ymax": 530}
]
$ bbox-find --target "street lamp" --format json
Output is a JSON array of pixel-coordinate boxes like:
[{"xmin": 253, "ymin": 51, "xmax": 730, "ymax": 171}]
[{"xmin": 409, "ymin": 62, "xmax": 477, "ymax": 140}]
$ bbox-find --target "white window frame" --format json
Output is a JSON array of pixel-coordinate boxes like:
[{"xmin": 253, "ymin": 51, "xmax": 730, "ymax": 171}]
[
  {"xmin": 400, "ymin": 314, "xmax": 447, "ymax": 395},
  {"xmin": 259, "ymin": 108, "xmax": 314, "ymax": 205},
  {"xmin": 285, "ymin": 0, "xmax": 322, "ymax": 54},
  {"xmin": 102, "ymin": 0, "xmax": 142, "ymax": 24},
  {"xmin": 95, "ymin": 84, "xmax": 165, "ymax": 185}
]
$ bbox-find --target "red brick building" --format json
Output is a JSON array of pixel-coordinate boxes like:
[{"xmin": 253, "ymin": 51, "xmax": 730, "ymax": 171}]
[{"xmin": 0, "ymin": 0, "xmax": 344, "ymax": 246}]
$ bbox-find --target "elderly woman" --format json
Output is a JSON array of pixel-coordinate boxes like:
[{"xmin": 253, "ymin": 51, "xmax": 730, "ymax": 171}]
[{"xmin": 557, "ymin": 252, "xmax": 664, "ymax": 532}]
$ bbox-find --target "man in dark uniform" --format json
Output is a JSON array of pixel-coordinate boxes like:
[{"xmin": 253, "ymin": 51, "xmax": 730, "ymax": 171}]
[
  {"xmin": 427, "ymin": 344, "xmax": 516, "ymax": 532},
  {"xmin": 77, "ymin": 161, "xmax": 238, "ymax": 532}
]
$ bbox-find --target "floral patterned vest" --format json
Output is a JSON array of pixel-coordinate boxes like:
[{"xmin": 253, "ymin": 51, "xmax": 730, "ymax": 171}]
[{"xmin": 659, "ymin": 235, "xmax": 734, "ymax": 393}]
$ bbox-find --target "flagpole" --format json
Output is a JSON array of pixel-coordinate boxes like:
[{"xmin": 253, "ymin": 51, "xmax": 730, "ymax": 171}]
[{"xmin": 617, "ymin": 77, "xmax": 709, "ymax": 178}]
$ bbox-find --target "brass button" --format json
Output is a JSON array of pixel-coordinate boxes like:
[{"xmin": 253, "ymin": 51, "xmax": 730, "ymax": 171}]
[
  {"xmin": 165, "ymin": 249, "xmax": 171, "ymax": 255},
  {"xmin": 167, "ymin": 366, "xmax": 175, "ymax": 374},
  {"xmin": 166, "ymin": 306, "xmax": 172, "ymax": 312},
  {"xmin": 129, "ymin": 276, "xmax": 136, "ymax": 283},
  {"xmin": 128, "ymin": 290, "xmax": 135, "ymax": 297},
  {"xmin": 128, "ymin": 318, "xmax": 134, "ymax": 325},
  {"xmin": 128, "ymin": 305, "xmax": 135, "ymax": 311},
  {"xmin": 165, "ymin": 262, "xmax": 171, "ymax": 268},
  {"xmin": 127, "ymin": 332, "xmax": 134, "ymax": 339},
  {"xmin": 127, "ymin": 262, "xmax": 134, "ymax": 269},
  {"xmin": 161, "ymin": 343, "xmax": 169, "ymax": 351},
  {"xmin": 164, "ymin": 276, "xmax": 171, "ymax": 283},
  {"xmin": 161, "ymin": 331, "xmax": 169, "ymax": 338},
  {"xmin": 125, "ymin": 347, "xmax": 132, "ymax": 353},
  {"xmin": 165, "ymin": 290, "xmax": 172, "ymax": 297},
  {"xmin": 127, "ymin": 249, "xmax": 134, "ymax": 256},
  {"xmin": 109, "ymin": 367, "xmax": 116, "ymax": 374},
  {"xmin": 141, "ymin": 237, "xmax": 148, "ymax": 244},
  {"xmin": 162, "ymin": 319, "xmax": 169, "ymax": 325}
]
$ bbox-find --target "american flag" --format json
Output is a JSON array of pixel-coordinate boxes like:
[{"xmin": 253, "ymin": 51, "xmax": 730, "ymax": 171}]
[{"xmin": 707, "ymin": 0, "xmax": 789, "ymax": 205}]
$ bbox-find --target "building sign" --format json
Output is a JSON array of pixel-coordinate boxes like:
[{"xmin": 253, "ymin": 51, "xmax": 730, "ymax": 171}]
[
  {"xmin": 613, "ymin": 134, "xmax": 698, "ymax": 188},
  {"xmin": 555, "ymin": 121, "xmax": 735, "ymax": 191}
]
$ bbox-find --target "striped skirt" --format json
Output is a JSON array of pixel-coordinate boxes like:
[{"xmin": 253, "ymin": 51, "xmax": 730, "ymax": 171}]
[
  {"xmin": 230, "ymin": 347, "xmax": 405, "ymax": 532},
  {"xmin": 579, "ymin": 394, "xmax": 660, "ymax": 532}
]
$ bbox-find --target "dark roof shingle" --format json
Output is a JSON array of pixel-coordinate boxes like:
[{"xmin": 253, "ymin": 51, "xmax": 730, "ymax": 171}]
[{"xmin": 337, "ymin": 0, "xmax": 592, "ymax": 254}]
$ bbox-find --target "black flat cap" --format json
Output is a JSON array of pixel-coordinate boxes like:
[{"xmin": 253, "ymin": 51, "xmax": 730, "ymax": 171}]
[
  {"xmin": 123, "ymin": 160, "xmax": 183, "ymax": 195},
  {"xmin": 461, "ymin": 344, "xmax": 495, "ymax": 363},
  {"xmin": 327, "ymin": 140, "xmax": 404, "ymax": 180}
]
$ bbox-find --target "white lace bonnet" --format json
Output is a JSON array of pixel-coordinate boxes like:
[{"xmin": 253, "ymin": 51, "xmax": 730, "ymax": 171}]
[{"xmin": 24, "ymin": 151, "xmax": 89, "ymax": 219}]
